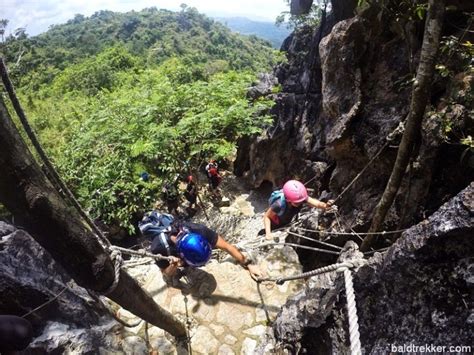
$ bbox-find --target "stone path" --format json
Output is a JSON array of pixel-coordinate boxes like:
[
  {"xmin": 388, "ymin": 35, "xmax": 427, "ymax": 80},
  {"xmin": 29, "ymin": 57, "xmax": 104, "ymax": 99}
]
[{"xmin": 115, "ymin": 188, "xmax": 304, "ymax": 354}]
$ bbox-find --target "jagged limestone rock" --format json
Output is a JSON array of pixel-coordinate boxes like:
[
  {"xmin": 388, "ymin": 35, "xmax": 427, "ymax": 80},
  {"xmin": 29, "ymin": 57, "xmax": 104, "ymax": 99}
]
[
  {"xmin": 273, "ymin": 183, "xmax": 474, "ymax": 353},
  {"xmin": 0, "ymin": 223, "xmax": 123, "ymax": 352}
]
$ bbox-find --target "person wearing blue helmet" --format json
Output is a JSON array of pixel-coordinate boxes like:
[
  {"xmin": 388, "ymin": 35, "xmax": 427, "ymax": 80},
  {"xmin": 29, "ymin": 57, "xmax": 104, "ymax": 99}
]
[{"xmin": 150, "ymin": 220, "xmax": 263, "ymax": 288}]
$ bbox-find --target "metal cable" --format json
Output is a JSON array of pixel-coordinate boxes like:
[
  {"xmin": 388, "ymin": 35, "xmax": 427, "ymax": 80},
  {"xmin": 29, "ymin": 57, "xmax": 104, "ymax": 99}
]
[
  {"xmin": 286, "ymin": 230, "xmax": 343, "ymax": 250},
  {"xmin": 249, "ymin": 242, "xmax": 340, "ymax": 256},
  {"xmin": 21, "ymin": 285, "xmax": 68, "ymax": 318}
]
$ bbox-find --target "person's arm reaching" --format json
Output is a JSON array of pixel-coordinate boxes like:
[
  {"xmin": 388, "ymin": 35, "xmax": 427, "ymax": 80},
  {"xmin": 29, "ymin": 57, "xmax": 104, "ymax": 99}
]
[
  {"xmin": 160, "ymin": 256, "xmax": 182, "ymax": 278},
  {"xmin": 307, "ymin": 197, "xmax": 335, "ymax": 210},
  {"xmin": 215, "ymin": 235, "xmax": 264, "ymax": 278},
  {"xmin": 263, "ymin": 208, "xmax": 276, "ymax": 240}
]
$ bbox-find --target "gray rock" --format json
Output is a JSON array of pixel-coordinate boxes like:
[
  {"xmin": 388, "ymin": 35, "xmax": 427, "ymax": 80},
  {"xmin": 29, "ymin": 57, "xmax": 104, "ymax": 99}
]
[
  {"xmin": 273, "ymin": 184, "xmax": 474, "ymax": 353},
  {"xmin": 122, "ymin": 336, "xmax": 148, "ymax": 355}
]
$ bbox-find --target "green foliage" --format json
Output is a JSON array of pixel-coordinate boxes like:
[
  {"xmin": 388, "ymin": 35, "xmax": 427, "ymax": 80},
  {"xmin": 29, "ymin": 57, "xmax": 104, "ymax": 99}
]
[
  {"xmin": 2, "ymin": 7, "xmax": 278, "ymax": 89},
  {"xmin": 19, "ymin": 55, "xmax": 274, "ymax": 232},
  {"xmin": 52, "ymin": 46, "xmax": 138, "ymax": 95},
  {"xmin": 436, "ymin": 37, "xmax": 474, "ymax": 79},
  {"xmin": 276, "ymin": 1, "xmax": 325, "ymax": 30},
  {"xmin": 2, "ymin": 7, "xmax": 280, "ymax": 234}
]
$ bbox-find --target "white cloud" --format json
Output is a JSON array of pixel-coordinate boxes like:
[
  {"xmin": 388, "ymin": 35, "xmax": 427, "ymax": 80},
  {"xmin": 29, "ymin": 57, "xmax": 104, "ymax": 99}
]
[{"xmin": 2, "ymin": 0, "xmax": 289, "ymax": 36}]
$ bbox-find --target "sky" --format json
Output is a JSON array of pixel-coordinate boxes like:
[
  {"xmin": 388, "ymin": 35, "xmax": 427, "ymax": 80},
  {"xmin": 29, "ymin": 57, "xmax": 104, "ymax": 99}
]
[{"xmin": 2, "ymin": 0, "xmax": 290, "ymax": 36}]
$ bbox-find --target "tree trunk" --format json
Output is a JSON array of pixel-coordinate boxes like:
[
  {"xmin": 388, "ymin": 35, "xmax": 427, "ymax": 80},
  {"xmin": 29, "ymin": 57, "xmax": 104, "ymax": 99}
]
[
  {"xmin": 361, "ymin": 0, "xmax": 445, "ymax": 251},
  {"xmin": 0, "ymin": 96, "xmax": 186, "ymax": 337}
]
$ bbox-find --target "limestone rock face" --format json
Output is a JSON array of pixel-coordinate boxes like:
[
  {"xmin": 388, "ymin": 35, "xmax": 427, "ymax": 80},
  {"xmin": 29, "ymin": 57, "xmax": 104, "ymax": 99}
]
[
  {"xmin": 235, "ymin": 5, "xmax": 472, "ymax": 233},
  {"xmin": 0, "ymin": 222, "xmax": 122, "ymax": 353},
  {"xmin": 273, "ymin": 183, "xmax": 474, "ymax": 353}
]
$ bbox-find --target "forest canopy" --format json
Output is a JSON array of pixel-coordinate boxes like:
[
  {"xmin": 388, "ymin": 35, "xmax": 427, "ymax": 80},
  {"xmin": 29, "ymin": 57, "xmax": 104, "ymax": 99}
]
[{"xmin": 0, "ymin": 6, "xmax": 280, "ymax": 233}]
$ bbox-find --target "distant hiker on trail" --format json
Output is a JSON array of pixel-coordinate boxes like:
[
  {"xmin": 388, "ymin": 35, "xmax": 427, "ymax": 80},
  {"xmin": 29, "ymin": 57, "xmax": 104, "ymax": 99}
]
[
  {"xmin": 205, "ymin": 160, "xmax": 222, "ymax": 197},
  {"xmin": 139, "ymin": 210, "xmax": 264, "ymax": 289},
  {"xmin": 162, "ymin": 180, "xmax": 179, "ymax": 215},
  {"xmin": 262, "ymin": 179, "xmax": 337, "ymax": 240},
  {"xmin": 183, "ymin": 175, "xmax": 198, "ymax": 210},
  {"xmin": 139, "ymin": 171, "xmax": 150, "ymax": 182}
]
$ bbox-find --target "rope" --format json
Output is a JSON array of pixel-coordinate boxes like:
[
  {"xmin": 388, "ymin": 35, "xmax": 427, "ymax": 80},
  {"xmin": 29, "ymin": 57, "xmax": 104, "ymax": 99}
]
[
  {"xmin": 286, "ymin": 230, "xmax": 343, "ymax": 251},
  {"xmin": 258, "ymin": 260, "xmax": 360, "ymax": 284},
  {"xmin": 333, "ymin": 142, "xmax": 389, "ymax": 204},
  {"xmin": 21, "ymin": 285, "xmax": 68, "ymax": 318},
  {"xmin": 183, "ymin": 295, "xmax": 193, "ymax": 355},
  {"xmin": 109, "ymin": 245, "xmax": 174, "ymax": 261},
  {"xmin": 342, "ymin": 268, "xmax": 362, "ymax": 355},
  {"xmin": 296, "ymin": 226, "xmax": 407, "ymax": 236},
  {"xmin": 249, "ymin": 242, "xmax": 340, "ymax": 256},
  {"xmin": 102, "ymin": 249, "xmax": 123, "ymax": 295},
  {"xmin": 123, "ymin": 258, "xmax": 154, "ymax": 268},
  {"xmin": 0, "ymin": 58, "xmax": 111, "ymax": 249},
  {"xmin": 87, "ymin": 290, "xmax": 142, "ymax": 328}
]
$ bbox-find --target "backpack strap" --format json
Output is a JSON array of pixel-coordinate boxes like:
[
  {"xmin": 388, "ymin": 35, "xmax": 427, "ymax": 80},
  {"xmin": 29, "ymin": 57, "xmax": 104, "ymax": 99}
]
[{"xmin": 158, "ymin": 231, "xmax": 171, "ymax": 256}]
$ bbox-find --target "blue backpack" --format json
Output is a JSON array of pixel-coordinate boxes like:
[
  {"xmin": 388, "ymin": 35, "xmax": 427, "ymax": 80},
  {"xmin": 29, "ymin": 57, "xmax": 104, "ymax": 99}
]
[
  {"xmin": 268, "ymin": 189, "xmax": 286, "ymax": 217},
  {"xmin": 138, "ymin": 211, "xmax": 175, "ymax": 239}
]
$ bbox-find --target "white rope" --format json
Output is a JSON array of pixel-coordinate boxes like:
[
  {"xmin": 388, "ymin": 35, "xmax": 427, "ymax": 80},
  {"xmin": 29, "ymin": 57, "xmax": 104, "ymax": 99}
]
[
  {"xmin": 342, "ymin": 268, "xmax": 362, "ymax": 355},
  {"xmin": 109, "ymin": 245, "xmax": 174, "ymax": 261},
  {"xmin": 258, "ymin": 259, "xmax": 364, "ymax": 284},
  {"xmin": 102, "ymin": 249, "xmax": 123, "ymax": 295}
]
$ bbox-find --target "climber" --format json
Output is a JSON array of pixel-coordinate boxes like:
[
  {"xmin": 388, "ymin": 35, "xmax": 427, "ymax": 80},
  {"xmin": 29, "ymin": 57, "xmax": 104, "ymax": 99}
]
[
  {"xmin": 139, "ymin": 171, "xmax": 150, "ymax": 182},
  {"xmin": 183, "ymin": 175, "xmax": 198, "ymax": 210},
  {"xmin": 0, "ymin": 315, "xmax": 33, "ymax": 353},
  {"xmin": 262, "ymin": 179, "xmax": 337, "ymax": 240},
  {"xmin": 149, "ymin": 218, "xmax": 264, "ymax": 288},
  {"xmin": 162, "ymin": 180, "xmax": 179, "ymax": 215},
  {"xmin": 205, "ymin": 160, "xmax": 222, "ymax": 197}
]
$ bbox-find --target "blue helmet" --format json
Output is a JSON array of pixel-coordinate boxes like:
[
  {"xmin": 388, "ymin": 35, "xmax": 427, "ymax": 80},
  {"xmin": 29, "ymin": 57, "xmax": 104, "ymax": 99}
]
[{"xmin": 177, "ymin": 232, "xmax": 212, "ymax": 267}]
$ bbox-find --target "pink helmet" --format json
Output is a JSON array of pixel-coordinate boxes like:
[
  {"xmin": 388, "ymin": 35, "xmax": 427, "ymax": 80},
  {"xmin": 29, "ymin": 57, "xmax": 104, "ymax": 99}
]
[{"xmin": 283, "ymin": 180, "xmax": 308, "ymax": 203}]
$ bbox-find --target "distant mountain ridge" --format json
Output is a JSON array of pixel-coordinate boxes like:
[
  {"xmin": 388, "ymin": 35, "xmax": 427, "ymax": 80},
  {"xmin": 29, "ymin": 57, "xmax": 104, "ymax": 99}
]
[
  {"xmin": 214, "ymin": 16, "xmax": 291, "ymax": 48},
  {"xmin": 2, "ymin": 7, "xmax": 277, "ymax": 89}
]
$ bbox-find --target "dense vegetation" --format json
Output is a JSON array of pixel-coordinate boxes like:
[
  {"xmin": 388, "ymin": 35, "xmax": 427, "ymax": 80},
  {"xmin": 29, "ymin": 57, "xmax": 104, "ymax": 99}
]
[{"xmin": 0, "ymin": 6, "xmax": 280, "ymax": 233}]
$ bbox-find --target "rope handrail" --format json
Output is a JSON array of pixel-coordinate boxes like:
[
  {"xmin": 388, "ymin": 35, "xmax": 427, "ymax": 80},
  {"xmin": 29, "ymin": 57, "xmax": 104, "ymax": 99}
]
[
  {"xmin": 109, "ymin": 245, "xmax": 174, "ymax": 261},
  {"xmin": 257, "ymin": 259, "xmax": 365, "ymax": 284},
  {"xmin": 21, "ymin": 285, "xmax": 68, "ymax": 318},
  {"xmin": 248, "ymin": 242, "xmax": 341, "ymax": 255},
  {"xmin": 286, "ymin": 230, "xmax": 343, "ymax": 251},
  {"xmin": 333, "ymin": 142, "xmax": 389, "ymax": 204},
  {"xmin": 343, "ymin": 268, "xmax": 362, "ymax": 355},
  {"xmin": 296, "ymin": 226, "xmax": 407, "ymax": 236}
]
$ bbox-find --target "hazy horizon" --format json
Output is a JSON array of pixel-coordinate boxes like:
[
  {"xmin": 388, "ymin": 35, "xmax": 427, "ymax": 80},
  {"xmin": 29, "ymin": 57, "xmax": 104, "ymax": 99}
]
[{"xmin": 3, "ymin": 0, "xmax": 289, "ymax": 36}]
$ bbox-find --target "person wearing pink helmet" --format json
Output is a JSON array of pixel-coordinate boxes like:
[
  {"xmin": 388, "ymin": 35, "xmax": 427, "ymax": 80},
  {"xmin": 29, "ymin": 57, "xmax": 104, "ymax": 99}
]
[{"xmin": 262, "ymin": 179, "xmax": 336, "ymax": 240}]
